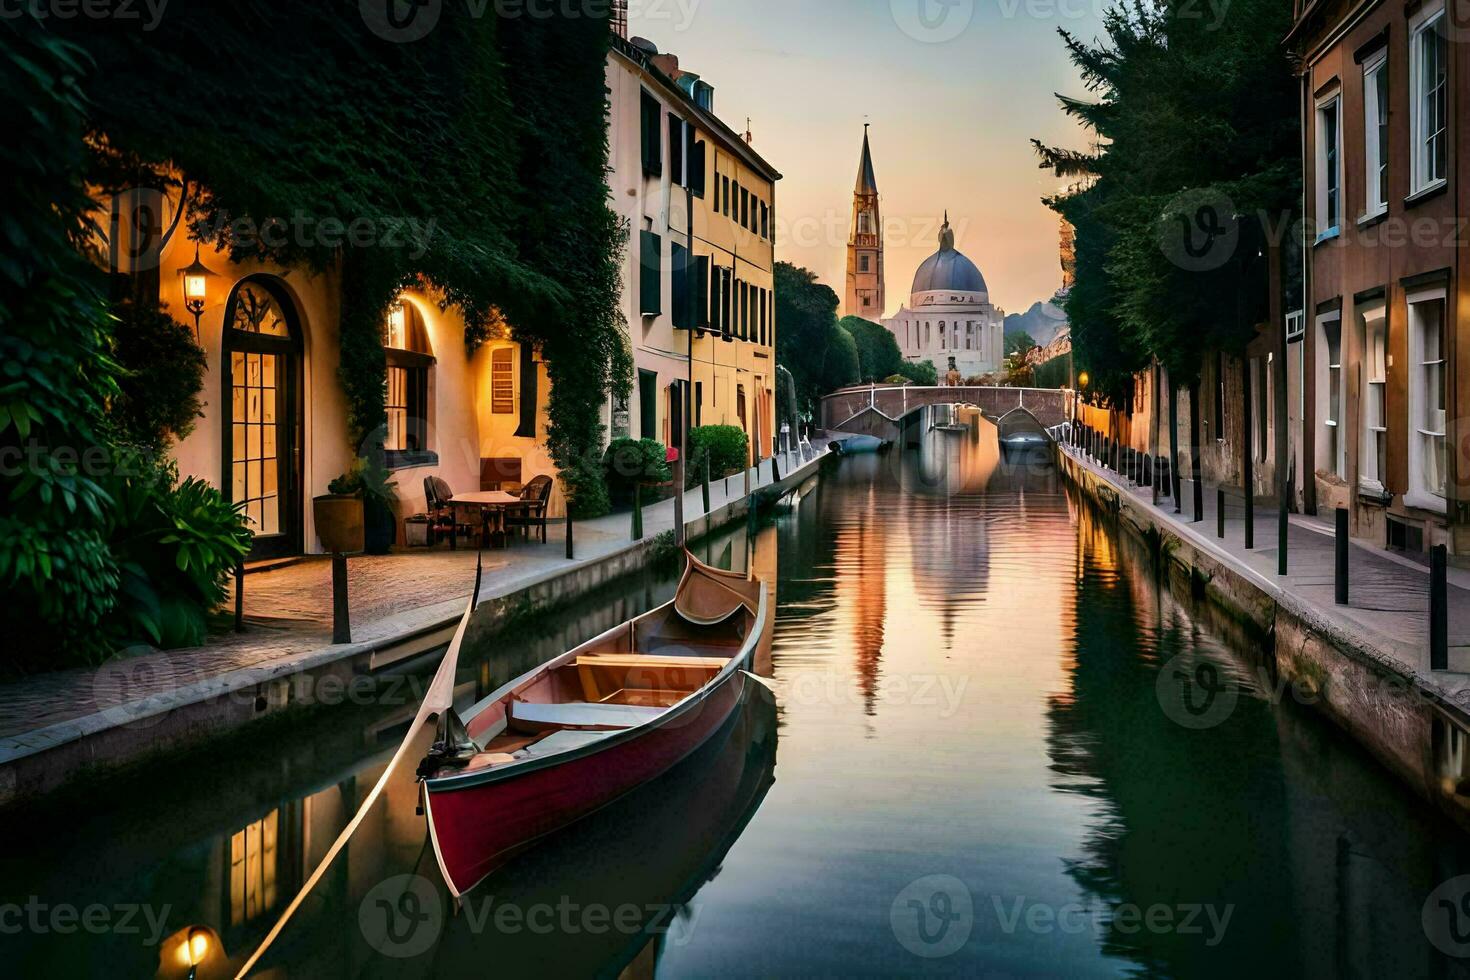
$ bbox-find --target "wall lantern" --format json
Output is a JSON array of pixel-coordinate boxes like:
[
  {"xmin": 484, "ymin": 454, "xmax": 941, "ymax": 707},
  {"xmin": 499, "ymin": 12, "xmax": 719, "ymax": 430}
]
[
  {"xmin": 1077, "ymin": 371, "xmax": 1090, "ymax": 389},
  {"xmin": 178, "ymin": 244, "xmax": 218, "ymax": 343}
]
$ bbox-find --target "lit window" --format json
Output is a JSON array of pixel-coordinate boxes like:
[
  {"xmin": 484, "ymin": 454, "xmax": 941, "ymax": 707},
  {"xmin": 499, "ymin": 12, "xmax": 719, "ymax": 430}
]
[{"xmin": 382, "ymin": 299, "xmax": 433, "ymax": 455}]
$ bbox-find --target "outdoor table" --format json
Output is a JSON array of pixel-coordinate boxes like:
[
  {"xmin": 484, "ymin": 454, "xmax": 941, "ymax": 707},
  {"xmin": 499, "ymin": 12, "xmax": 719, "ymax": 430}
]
[{"xmin": 447, "ymin": 491, "xmax": 522, "ymax": 549}]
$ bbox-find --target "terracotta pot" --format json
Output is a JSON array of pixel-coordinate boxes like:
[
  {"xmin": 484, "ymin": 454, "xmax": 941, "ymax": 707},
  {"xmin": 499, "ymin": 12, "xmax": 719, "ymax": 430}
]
[{"xmin": 313, "ymin": 494, "xmax": 364, "ymax": 554}]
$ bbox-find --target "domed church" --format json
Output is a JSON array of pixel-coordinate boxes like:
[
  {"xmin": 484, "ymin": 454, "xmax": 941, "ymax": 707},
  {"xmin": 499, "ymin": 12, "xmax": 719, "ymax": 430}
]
[
  {"xmin": 843, "ymin": 129, "xmax": 1006, "ymax": 381},
  {"xmin": 884, "ymin": 214, "xmax": 1005, "ymax": 381}
]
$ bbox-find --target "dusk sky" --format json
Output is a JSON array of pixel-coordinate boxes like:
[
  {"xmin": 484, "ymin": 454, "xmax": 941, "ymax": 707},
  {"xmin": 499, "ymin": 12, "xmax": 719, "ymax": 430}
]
[{"xmin": 630, "ymin": 0, "xmax": 1103, "ymax": 317}]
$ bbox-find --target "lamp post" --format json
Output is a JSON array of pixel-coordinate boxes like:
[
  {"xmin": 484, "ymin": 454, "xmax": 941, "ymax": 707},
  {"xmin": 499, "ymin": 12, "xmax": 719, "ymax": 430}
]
[{"xmin": 179, "ymin": 244, "xmax": 218, "ymax": 344}]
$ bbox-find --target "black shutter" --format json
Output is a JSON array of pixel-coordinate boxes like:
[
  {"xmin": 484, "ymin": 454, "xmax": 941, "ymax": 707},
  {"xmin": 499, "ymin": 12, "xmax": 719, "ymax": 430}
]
[
  {"xmin": 640, "ymin": 90, "xmax": 662, "ymax": 177},
  {"xmin": 694, "ymin": 255, "xmax": 710, "ymax": 329},
  {"xmin": 761, "ymin": 203, "xmax": 769, "ymax": 239},
  {"xmin": 669, "ymin": 116, "xmax": 684, "ymax": 186},
  {"xmin": 638, "ymin": 369, "xmax": 658, "ymax": 440},
  {"xmin": 717, "ymin": 268, "xmax": 729, "ymax": 337},
  {"xmin": 514, "ymin": 343, "xmax": 538, "ymax": 439},
  {"xmin": 639, "ymin": 230, "xmax": 661, "ymax": 316},
  {"xmin": 671, "ymin": 241, "xmax": 689, "ymax": 329},
  {"xmin": 689, "ymin": 138, "xmax": 706, "ymax": 197}
]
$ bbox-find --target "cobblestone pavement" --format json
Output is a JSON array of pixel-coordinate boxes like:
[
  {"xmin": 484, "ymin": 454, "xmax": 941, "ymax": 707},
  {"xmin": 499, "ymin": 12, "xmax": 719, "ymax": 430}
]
[
  {"xmin": 1062, "ymin": 439, "xmax": 1470, "ymax": 683},
  {"xmin": 0, "ymin": 456, "xmax": 800, "ymax": 742}
]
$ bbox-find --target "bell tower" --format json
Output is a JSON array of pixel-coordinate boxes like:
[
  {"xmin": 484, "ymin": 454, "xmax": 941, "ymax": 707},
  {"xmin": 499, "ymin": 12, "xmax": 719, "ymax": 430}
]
[{"xmin": 845, "ymin": 125, "xmax": 885, "ymax": 320}]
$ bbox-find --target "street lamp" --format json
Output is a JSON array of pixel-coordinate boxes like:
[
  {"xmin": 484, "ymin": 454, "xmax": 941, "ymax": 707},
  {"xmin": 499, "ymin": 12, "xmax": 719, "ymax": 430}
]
[
  {"xmin": 1077, "ymin": 371, "xmax": 1090, "ymax": 389},
  {"xmin": 179, "ymin": 244, "xmax": 218, "ymax": 344}
]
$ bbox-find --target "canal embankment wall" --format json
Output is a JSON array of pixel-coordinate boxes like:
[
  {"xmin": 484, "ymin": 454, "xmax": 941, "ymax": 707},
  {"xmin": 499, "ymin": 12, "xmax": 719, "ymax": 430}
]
[
  {"xmin": 0, "ymin": 451, "xmax": 832, "ymax": 807},
  {"xmin": 1057, "ymin": 448, "xmax": 1470, "ymax": 833}
]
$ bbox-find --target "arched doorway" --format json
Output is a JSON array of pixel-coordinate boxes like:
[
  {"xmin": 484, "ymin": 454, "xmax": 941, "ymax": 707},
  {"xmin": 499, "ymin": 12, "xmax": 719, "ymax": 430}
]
[{"xmin": 221, "ymin": 276, "xmax": 304, "ymax": 560}]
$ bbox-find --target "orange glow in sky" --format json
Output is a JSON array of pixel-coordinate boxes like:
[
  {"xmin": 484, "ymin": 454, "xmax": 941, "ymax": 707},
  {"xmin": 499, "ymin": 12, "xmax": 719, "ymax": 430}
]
[{"xmin": 630, "ymin": 0, "xmax": 1098, "ymax": 317}]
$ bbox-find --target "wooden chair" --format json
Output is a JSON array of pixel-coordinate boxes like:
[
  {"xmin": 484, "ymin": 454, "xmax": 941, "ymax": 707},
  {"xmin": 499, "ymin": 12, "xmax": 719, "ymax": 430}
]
[
  {"xmin": 505, "ymin": 474, "xmax": 553, "ymax": 544},
  {"xmin": 423, "ymin": 476, "xmax": 478, "ymax": 549}
]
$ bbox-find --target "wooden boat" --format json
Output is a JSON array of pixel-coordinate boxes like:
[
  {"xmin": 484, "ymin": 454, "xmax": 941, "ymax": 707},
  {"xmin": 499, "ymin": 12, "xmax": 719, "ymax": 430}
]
[{"xmin": 418, "ymin": 552, "xmax": 774, "ymax": 897}]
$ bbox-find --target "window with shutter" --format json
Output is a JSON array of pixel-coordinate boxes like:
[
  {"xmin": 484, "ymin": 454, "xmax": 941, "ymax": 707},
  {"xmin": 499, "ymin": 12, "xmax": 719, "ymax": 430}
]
[
  {"xmin": 640, "ymin": 230, "xmax": 662, "ymax": 316},
  {"xmin": 761, "ymin": 202, "xmax": 769, "ymax": 239},
  {"xmin": 640, "ymin": 90, "xmax": 662, "ymax": 177}
]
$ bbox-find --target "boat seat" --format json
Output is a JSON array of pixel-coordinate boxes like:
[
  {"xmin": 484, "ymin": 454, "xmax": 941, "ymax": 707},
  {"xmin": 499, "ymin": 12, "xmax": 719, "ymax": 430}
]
[
  {"xmin": 576, "ymin": 654, "xmax": 729, "ymax": 670},
  {"xmin": 516, "ymin": 729, "xmax": 616, "ymax": 759},
  {"xmin": 506, "ymin": 699, "xmax": 666, "ymax": 734}
]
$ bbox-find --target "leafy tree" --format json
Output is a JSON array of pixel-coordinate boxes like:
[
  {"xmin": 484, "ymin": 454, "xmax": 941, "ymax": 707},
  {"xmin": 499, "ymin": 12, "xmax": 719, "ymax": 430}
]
[
  {"xmin": 1005, "ymin": 331, "xmax": 1038, "ymax": 358},
  {"xmin": 109, "ymin": 300, "xmax": 207, "ymax": 453},
  {"xmin": 839, "ymin": 316, "xmax": 903, "ymax": 382},
  {"xmin": 893, "ymin": 360, "xmax": 938, "ymax": 386},
  {"xmin": 775, "ymin": 262, "xmax": 857, "ymax": 416},
  {"xmin": 1034, "ymin": 0, "xmax": 1299, "ymax": 401}
]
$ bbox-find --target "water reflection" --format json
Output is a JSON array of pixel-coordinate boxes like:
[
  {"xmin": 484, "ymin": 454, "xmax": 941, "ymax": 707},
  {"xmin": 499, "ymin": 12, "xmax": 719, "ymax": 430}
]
[{"xmin": 7, "ymin": 436, "xmax": 1470, "ymax": 977}]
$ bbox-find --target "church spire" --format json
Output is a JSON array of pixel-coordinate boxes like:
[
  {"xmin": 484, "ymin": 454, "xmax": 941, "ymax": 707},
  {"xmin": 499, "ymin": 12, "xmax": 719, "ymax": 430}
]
[
  {"xmin": 846, "ymin": 125, "xmax": 885, "ymax": 319},
  {"xmin": 855, "ymin": 123, "xmax": 878, "ymax": 195}
]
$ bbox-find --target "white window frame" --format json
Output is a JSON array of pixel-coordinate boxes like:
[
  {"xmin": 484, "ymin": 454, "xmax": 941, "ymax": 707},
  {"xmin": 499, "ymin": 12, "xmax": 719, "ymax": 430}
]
[
  {"xmin": 1410, "ymin": 6, "xmax": 1449, "ymax": 196},
  {"xmin": 1358, "ymin": 305, "xmax": 1388, "ymax": 493},
  {"xmin": 1315, "ymin": 93, "xmax": 1343, "ymax": 240},
  {"xmin": 1317, "ymin": 311, "xmax": 1345, "ymax": 477},
  {"xmin": 1362, "ymin": 53, "xmax": 1389, "ymax": 219},
  {"xmin": 1406, "ymin": 288, "xmax": 1449, "ymax": 510}
]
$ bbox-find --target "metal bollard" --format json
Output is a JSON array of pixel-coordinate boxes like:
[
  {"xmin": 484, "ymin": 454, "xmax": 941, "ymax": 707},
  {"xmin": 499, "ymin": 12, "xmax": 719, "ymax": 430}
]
[
  {"xmin": 1217, "ymin": 489, "xmax": 1225, "ymax": 539},
  {"xmin": 1334, "ymin": 507, "xmax": 1349, "ymax": 605},
  {"xmin": 632, "ymin": 483, "xmax": 643, "ymax": 540},
  {"xmin": 1431, "ymin": 544, "xmax": 1448, "ymax": 670},
  {"xmin": 566, "ymin": 510, "xmax": 574, "ymax": 560},
  {"xmin": 234, "ymin": 560, "xmax": 245, "ymax": 633},
  {"xmin": 332, "ymin": 552, "xmax": 351, "ymax": 645}
]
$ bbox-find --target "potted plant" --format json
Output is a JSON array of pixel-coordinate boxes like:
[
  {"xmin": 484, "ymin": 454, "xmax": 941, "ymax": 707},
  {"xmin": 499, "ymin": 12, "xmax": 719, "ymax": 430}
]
[{"xmin": 318, "ymin": 457, "xmax": 399, "ymax": 555}]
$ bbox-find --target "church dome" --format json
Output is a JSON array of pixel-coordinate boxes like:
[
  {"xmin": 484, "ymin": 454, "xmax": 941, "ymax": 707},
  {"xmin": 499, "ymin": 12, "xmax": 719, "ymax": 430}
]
[{"xmin": 911, "ymin": 216, "xmax": 987, "ymax": 297}]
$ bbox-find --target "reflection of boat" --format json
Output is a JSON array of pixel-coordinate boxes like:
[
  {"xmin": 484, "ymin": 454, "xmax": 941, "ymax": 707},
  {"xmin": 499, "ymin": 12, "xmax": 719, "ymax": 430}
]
[
  {"xmin": 828, "ymin": 432, "xmax": 887, "ymax": 455},
  {"xmin": 420, "ymin": 553, "xmax": 773, "ymax": 896}
]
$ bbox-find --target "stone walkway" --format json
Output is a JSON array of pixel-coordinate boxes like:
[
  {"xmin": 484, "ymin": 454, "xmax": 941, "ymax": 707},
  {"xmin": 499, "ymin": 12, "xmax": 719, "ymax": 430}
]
[
  {"xmin": 0, "ymin": 456, "xmax": 805, "ymax": 744},
  {"xmin": 1060, "ymin": 437, "xmax": 1470, "ymax": 684}
]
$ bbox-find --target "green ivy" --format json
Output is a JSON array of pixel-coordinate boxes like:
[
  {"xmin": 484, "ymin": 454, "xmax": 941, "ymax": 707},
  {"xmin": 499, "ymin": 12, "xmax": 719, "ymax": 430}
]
[{"xmin": 57, "ymin": 4, "xmax": 629, "ymax": 504}]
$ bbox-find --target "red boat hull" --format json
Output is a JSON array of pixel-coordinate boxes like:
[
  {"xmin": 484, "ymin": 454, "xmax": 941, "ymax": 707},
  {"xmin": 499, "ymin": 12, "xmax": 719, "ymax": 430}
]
[{"xmin": 425, "ymin": 671, "xmax": 747, "ymax": 895}]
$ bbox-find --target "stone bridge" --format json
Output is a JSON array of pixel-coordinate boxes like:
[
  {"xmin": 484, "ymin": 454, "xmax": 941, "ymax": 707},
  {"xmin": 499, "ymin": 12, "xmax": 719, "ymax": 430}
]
[{"xmin": 820, "ymin": 385, "xmax": 1074, "ymax": 441}]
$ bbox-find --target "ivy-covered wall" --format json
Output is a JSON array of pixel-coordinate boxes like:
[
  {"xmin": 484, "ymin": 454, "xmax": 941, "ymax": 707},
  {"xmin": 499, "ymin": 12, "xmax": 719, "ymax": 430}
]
[{"xmin": 61, "ymin": 0, "xmax": 629, "ymax": 514}]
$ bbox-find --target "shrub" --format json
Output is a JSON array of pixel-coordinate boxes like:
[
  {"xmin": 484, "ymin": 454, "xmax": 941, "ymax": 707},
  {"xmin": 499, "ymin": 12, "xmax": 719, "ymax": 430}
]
[
  {"xmin": 686, "ymin": 425, "xmax": 748, "ymax": 488},
  {"xmin": 109, "ymin": 299, "xmax": 206, "ymax": 452},
  {"xmin": 102, "ymin": 454, "xmax": 253, "ymax": 652},
  {"xmin": 896, "ymin": 360, "xmax": 938, "ymax": 386},
  {"xmin": 328, "ymin": 456, "xmax": 398, "ymax": 506},
  {"xmin": 603, "ymin": 438, "xmax": 671, "ymax": 506}
]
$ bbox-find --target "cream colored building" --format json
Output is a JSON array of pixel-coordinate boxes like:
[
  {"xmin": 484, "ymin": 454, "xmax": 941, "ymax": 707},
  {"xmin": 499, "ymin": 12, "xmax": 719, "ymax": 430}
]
[
  {"xmin": 105, "ymin": 191, "xmax": 557, "ymax": 561},
  {"xmin": 607, "ymin": 36, "xmax": 781, "ymax": 462}
]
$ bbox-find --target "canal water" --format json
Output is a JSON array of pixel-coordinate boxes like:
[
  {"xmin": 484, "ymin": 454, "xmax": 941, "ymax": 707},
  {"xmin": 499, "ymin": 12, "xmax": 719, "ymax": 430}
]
[{"xmin": 7, "ymin": 427, "xmax": 1470, "ymax": 978}]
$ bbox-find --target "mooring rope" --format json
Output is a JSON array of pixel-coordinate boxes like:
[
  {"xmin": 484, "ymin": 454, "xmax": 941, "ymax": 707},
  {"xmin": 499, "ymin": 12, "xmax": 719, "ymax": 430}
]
[{"xmin": 234, "ymin": 551, "xmax": 484, "ymax": 978}]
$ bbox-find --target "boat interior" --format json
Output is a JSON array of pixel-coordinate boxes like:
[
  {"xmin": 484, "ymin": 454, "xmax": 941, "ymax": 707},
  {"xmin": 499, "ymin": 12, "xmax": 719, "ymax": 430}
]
[{"xmin": 456, "ymin": 571, "xmax": 759, "ymax": 772}]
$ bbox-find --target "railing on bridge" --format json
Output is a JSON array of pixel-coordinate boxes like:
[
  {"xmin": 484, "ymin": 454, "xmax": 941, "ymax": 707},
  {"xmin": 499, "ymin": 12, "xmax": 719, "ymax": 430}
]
[{"xmin": 820, "ymin": 384, "xmax": 1075, "ymax": 434}]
